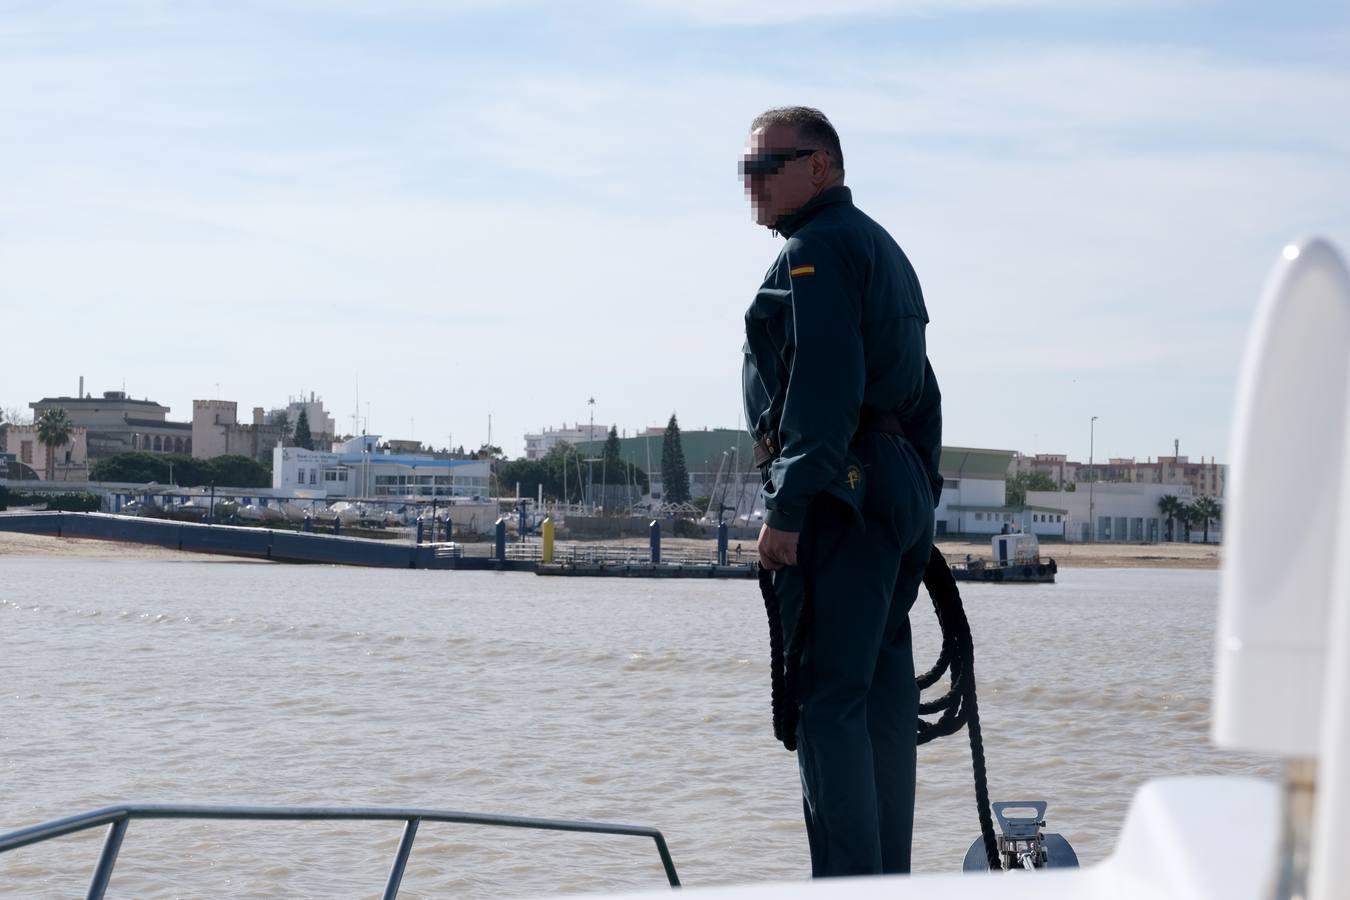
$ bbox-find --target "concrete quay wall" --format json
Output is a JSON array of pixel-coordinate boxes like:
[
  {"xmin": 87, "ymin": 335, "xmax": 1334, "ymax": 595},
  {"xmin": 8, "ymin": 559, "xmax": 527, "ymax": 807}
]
[
  {"xmin": 0, "ymin": 512, "xmax": 442, "ymax": 569},
  {"xmin": 0, "ymin": 513, "xmax": 761, "ymax": 578}
]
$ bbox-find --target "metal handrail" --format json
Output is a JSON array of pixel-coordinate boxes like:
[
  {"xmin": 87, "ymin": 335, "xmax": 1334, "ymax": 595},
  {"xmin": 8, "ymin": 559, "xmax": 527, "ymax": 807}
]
[
  {"xmin": 0, "ymin": 803, "xmax": 681, "ymax": 899},
  {"xmin": 953, "ymin": 553, "xmax": 1053, "ymax": 571},
  {"xmin": 557, "ymin": 546, "xmax": 725, "ymax": 566}
]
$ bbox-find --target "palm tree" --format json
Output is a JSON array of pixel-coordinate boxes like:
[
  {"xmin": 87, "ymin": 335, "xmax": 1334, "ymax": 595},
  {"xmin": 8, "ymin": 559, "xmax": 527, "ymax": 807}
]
[
  {"xmin": 36, "ymin": 407, "xmax": 73, "ymax": 482},
  {"xmin": 1178, "ymin": 502, "xmax": 1196, "ymax": 543},
  {"xmin": 1191, "ymin": 496, "xmax": 1222, "ymax": 544},
  {"xmin": 1158, "ymin": 494, "xmax": 1182, "ymax": 542}
]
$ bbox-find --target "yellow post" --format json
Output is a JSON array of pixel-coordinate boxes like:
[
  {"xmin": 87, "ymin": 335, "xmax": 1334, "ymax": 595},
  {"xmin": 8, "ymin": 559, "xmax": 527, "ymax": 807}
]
[{"xmin": 542, "ymin": 516, "xmax": 555, "ymax": 563}]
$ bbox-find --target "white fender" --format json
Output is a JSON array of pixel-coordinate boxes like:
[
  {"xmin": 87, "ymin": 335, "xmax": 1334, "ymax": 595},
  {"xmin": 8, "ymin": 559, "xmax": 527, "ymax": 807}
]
[
  {"xmin": 1307, "ymin": 242, "xmax": 1350, "ymax": 899},
  {"xmin": 1213, "ymin": 238, "xmax": 1350, "ymax": 756}
]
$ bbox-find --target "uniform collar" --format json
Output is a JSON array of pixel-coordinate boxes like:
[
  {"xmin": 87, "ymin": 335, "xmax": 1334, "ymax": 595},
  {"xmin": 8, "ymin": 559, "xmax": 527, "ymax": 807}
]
[{"xmin": 773, "ymin": 185, "xmax": 852, "ymax": 238}]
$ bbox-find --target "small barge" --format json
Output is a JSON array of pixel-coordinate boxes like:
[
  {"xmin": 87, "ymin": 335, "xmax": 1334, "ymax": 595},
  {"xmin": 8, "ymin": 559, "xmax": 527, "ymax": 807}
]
[{"xmin": 951, "ymin": 533, "xmax": 1057, "ymax": 584}]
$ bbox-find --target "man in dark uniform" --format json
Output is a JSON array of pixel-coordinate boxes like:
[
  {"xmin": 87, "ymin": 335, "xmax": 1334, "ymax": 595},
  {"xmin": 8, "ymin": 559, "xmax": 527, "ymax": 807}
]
[{"xmin": 740, "ymin": 106, "xmax": 944, "ymax": 878}]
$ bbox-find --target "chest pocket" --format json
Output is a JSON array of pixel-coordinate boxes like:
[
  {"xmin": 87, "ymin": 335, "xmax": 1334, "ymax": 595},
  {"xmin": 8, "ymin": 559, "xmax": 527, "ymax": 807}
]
[{"xmin": 744, "ymin": 258, "xmax": 795, "ymax": 437}]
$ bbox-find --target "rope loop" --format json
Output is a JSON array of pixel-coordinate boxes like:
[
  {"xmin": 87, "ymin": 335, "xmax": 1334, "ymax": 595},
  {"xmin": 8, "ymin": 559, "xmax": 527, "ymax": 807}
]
[{"xmin": 760, "ymin": 544, "xmax": 1001, "ymax": 871}]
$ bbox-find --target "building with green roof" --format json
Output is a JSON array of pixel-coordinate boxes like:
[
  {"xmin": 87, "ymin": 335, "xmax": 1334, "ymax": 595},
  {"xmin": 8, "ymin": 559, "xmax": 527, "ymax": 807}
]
[{"xmin": 570, "ymin": 432, "xmax": 1062, "ymax": 535}]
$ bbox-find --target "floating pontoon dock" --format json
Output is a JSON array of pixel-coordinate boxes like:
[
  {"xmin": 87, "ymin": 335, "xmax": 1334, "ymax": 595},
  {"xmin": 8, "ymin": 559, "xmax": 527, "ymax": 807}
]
[{"xmin": 0, "ymin": 512, "xmax": 757, "ymax": 578}]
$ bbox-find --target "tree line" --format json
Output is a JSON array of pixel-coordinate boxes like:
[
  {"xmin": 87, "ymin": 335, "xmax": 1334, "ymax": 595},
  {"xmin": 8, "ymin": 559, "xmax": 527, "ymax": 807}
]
[
  {"xmin": 89, "ymin": 453, "xmax": 272, "ymax": 488},
  {"xmin": 6, "ymin": 404, "xmax": 698, "ymax": 503},
  {"xmin": 1158, "ymin": 494, "xmax": 1222, "ymax": 543},
  {"xmin": 490, "ymin": 414, "xmax": 691, "ymax": 506}
]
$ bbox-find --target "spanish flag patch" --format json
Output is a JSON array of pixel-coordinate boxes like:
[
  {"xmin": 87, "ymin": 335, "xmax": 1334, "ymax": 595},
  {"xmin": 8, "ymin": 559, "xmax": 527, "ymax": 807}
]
[{"xmin": 789, "ymin": 264, "xmax": 816, "ymax": 277}]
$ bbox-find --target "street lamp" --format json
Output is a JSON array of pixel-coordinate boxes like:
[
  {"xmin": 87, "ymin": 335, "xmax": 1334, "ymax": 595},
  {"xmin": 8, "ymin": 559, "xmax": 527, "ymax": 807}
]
[
  {"xmin": 1089, "ymin": 416, "xmax": 1099, "ymax": 542},
  {"xmin": 586, "ymin": 397, "xmax": 596, "ymax": 512}
]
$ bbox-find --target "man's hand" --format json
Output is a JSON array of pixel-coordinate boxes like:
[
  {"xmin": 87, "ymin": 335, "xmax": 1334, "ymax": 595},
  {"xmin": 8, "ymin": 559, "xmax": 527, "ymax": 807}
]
[{"xmin": 758, "ymin": 524, "xmax": 800, "ymax": 570}]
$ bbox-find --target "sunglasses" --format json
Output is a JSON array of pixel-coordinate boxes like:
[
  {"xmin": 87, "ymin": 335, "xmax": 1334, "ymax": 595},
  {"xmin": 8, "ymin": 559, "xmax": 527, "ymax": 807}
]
[{"xmin": 739, "ymin": 148, "xmax": 819, "ymax": 179}]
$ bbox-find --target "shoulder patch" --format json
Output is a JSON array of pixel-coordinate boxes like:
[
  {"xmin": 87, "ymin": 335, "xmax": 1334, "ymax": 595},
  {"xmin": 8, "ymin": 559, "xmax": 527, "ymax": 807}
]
[{"xmin": 789, "ymin": 264, "xmax": 816, "ymax": 277}]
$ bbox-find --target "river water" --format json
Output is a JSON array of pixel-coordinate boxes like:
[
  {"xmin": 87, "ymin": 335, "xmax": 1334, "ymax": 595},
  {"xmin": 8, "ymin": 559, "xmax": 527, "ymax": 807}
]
[{"xmin": 0, "ymin": 557, "xmax": 1273, "ymax": 898}]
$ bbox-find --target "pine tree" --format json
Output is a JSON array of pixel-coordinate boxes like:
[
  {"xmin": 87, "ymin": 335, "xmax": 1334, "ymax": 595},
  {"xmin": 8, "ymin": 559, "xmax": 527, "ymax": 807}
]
[
  {"xmin": 293, "ymin": 409, "xmax": 314, "ymax": 450},
  {"xmin": 602, "ymin": 425, "xmax": 623, "ymax": 481},
  {"xmin": 661, "ymin": 413, "xmax": 690, "ymax": 504}
]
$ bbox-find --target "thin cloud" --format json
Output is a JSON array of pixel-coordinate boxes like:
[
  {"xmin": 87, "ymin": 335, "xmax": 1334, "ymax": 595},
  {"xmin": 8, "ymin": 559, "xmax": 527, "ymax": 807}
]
[
  {"xmin": 627, "ymin": 0, "xmax": 1169, "ymax": 26},
  {"xmin": 1, "ymin": 5, "xmax": 1346, "ymax": 459}
]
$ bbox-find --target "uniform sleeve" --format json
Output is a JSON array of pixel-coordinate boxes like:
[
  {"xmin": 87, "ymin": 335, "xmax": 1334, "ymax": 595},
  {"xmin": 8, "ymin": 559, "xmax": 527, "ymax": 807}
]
[{"xmin": 762, "ymin": 237, "xmax": 864, "ymax": 532}]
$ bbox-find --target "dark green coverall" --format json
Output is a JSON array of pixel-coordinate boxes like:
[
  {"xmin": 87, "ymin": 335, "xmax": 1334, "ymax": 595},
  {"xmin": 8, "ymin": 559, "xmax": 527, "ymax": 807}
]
[{"xmin": 742, "ymin": 185, "xmax": 943, "ymax": 878}]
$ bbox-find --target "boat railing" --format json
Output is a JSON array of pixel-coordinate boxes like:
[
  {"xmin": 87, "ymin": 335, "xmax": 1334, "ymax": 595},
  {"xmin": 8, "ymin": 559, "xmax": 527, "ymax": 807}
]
[
  {"xmin": 504, "ymin": 541, "xmax": 546, "ymax": 561},
  {"xmin": 487, "ymin": 541, "xmax": 738, "ymax": 567},
  {"xmin": 0, "ymin": 802, "xmax": 680, "ymax": 899},
  {"xmin": 558, "ymin": 545, "xmax": 726, "ymax": 567},
  {"xmin": 953, "ymin": 553, "xmax": 1052, "ymax": 572}
]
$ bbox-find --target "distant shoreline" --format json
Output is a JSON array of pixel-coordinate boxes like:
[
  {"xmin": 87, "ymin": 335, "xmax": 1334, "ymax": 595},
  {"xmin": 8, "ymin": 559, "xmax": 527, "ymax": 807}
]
[
  {"xmin": 0, "ymin": 531, "xmax": 267, "ymax": 562},
  {"xmin": 595, "ymin": 535, "xmax": 1220, "ymax": 570},
  {"xmin": 0, "ymin": 531, "xmax": 1220, "ymax": 570},
  {"xmin": 937, "ymin": 539, "xmax": 1220, "ymax": 570}
]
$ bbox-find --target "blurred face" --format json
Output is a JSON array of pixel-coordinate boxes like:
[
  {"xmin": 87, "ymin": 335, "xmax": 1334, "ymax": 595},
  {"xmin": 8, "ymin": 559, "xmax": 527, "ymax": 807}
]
[{"xmin": 741, "ymin": 124, "xmax": 832, "ymax": 228}]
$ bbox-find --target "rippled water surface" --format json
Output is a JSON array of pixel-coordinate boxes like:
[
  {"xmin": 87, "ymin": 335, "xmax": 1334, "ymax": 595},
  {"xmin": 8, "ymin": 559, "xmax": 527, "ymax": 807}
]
[{"xmin": 0, "ymin": 558, "xmax": 1273, "ymax": 897}]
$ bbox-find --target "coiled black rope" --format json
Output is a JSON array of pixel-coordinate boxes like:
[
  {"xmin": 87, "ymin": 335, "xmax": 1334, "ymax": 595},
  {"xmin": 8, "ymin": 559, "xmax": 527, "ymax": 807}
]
[{"xmin": 759, "ymin": 544, "xmax": 1001, "ymax": 871}]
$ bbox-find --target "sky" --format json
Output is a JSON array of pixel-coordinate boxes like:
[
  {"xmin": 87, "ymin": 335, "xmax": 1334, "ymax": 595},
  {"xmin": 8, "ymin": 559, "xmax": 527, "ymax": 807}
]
[{"xmin": 2, "ymin": 0, "xmax": 1347, "ymax": 463}]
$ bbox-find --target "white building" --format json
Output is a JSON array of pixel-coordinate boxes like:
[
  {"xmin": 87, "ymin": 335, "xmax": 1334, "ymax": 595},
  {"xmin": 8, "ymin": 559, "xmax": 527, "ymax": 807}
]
[
  {"xmin": 523, "ymin": 422, "xmax": 610, "ymax": 460},
  {"xmin": 272, "ymin": 435, "xmax": 491, "ymax": 499},
  {"xmin": 933, "ymin": 447, "xmax": 1069, "ymax": 537},
  {"xmin": 270, "ymin": 393, "xmax": 337, "ymax": 447},
  {"xmin": 1027, "ymin": 481, "xmax": 1207, "ymax": 542}
]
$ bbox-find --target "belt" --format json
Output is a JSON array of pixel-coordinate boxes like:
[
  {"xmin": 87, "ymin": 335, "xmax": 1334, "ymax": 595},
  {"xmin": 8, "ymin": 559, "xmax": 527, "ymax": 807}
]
[
  {"xmin": 752, "ymin": 408, "xmax": 906, "ymax": 470},
  {"xmin": 858, "ymin": 406, "xmax": 907, "ymax": 437}
]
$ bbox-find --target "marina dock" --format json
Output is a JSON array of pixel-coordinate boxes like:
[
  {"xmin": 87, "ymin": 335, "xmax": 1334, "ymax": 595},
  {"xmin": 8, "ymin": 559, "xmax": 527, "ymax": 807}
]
[{"xmin": 0, "ymin": 512, "xmax": 758, "ymax": 578}]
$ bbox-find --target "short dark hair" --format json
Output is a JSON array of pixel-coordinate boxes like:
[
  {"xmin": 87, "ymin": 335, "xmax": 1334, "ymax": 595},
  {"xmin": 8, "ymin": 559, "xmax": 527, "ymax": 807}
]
[{"xmin": 750, "ymin": 106, "xmax": 844, "ymax": 176}]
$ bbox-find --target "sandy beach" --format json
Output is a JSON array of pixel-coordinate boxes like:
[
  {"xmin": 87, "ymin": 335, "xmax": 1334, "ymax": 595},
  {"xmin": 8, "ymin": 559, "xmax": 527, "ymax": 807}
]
[
  {"xmin": 0, "ymin": 531, "xmax": 267, "ymax": 562},
  {"xmin": 937, "ymin": 538, "xmax": 1220, "ymax": 569},
  {"xmin": 0, "ymin": 530, "xmax": 1219, "ymax": 569}
]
